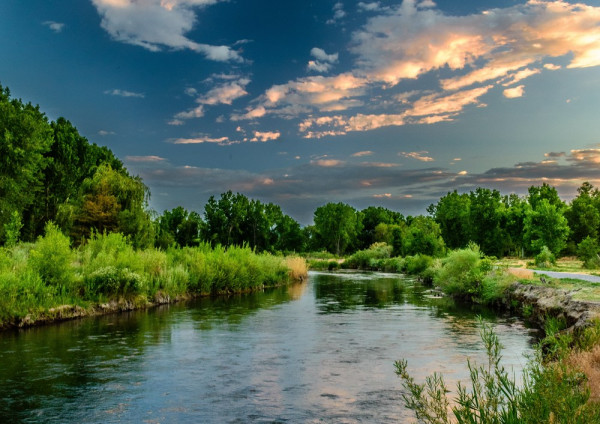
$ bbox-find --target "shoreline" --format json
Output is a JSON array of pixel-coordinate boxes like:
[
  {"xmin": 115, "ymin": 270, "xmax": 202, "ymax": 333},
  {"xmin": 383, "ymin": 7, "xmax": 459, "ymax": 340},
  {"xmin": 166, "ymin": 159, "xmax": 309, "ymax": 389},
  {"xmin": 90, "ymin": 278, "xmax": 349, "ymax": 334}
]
[{"xmin": 0, "ymin": 280, "xmax": 304, "ymax": 332}]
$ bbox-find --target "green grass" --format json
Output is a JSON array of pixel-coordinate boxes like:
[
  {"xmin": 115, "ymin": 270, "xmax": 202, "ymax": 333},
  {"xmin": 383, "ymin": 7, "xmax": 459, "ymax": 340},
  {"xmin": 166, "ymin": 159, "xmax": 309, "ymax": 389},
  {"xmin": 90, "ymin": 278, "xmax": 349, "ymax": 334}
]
[{"xmin": 0, "ymin": 229, "xmax": 305, "ymax": 329}]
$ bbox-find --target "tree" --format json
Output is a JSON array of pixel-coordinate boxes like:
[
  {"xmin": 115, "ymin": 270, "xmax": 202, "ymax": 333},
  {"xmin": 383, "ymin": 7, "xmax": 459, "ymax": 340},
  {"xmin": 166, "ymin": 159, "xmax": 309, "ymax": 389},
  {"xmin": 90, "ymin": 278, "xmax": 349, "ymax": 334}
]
[
  {"xmin": 155, "ymin": 206, "xmax": 202, "ymax": 249},
  {"xmin": 62, "ymin": 164, "xmax": 153, "ymax": 247},
  {"xmin": 358, "ymin": 206, "xmax": 403, "ymax": 249},
  {"xmin": 401, "ymin": 216, "xmax": 445, "ymax": 257},
  {"xmin": 0, "ymin": 84, "xmax": 53, "ymax": 242},
  {"xmin": 427, "ymin": 190, "xmax": 470, "ymax": 250},
  {"xmin": 313, "ymin": 202, "xmax": 362, "ymax": 255},
  {"xmin": 523, "ymin": 198, "xmax": 569, "ymax": 255},
  {"xmin": 566, "ymin": 182, "xmax": 600, "ymax": 248},
  {"xmin": 502, "ymin": 194, "xmax": 527, "ymax": 257},
  {"xmin": 468, "ymin": 188, "xmax": 507, "ymax": 257}
]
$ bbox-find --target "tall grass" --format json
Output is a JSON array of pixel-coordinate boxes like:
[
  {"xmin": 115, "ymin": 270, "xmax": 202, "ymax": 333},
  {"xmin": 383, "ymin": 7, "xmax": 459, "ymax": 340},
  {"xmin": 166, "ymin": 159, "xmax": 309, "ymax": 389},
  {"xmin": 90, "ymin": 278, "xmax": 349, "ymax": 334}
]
[
  {"xmin": 0, "ymin": 229, "xmax": 305, "ymax": 328},
  {"xmin": 396, "ymin": 317, "xmax": 600, "ymax": 423}
]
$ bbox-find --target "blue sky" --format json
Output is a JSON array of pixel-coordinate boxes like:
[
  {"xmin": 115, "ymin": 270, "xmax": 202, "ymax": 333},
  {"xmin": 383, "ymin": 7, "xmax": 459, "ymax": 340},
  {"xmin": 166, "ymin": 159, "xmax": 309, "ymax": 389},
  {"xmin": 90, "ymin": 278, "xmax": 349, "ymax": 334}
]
[{"xmin": 2, "ymin": 0, "xmax": 600, "ymax": 223}]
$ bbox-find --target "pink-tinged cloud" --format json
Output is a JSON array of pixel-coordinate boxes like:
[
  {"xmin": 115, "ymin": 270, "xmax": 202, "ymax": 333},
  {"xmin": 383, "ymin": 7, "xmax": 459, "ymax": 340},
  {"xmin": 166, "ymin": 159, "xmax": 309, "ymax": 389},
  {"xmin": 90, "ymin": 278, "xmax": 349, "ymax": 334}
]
[
  {"xmin": 352, "ymin": 150, "xmax": 374, "ymax": 157},
  {"xmin": 125, "ymin": 155, "xmax": 167, "ymax": 162},
  {"xmin": 250, "ymin": 131, "xmax": 281, "ymax": 142},
  {"xmin": 312, "ymin": 159, "xmax": 345, "ymax": 167},
  {"xmin": 503, "ymin": 85, "xmax": 525, "ymax": 98},
  {"xmin": 400, "ymin": 151, "xmax": 434, "ymax": 162},
  {"xmin": 170, "ymin": 136, "xmax": 234, "ymax": 144}
]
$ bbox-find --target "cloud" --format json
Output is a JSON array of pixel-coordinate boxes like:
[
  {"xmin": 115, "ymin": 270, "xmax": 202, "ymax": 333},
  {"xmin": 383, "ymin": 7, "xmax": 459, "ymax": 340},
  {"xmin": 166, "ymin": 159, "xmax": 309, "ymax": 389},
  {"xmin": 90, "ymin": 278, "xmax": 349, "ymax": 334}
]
[
  {"xmin": 91, "ymin": 0, "xmax": 242, "ymax": 62},
  {"xmin": 312, "ymin": 159, "xmax": 345, "ymax": 167},
  {"xmin": 250, "ymin": 131, "xmax": 281, "ymax": 142},
  {"xmin": 125, "ymin": 155, "xmax": 167, "ymax": 162},
  {"xmin": 307, "ymin": 47, "xmax": 339, "ymax": 73},
  {"xmin": 400, "ymin": 151, "xmax": 435, "ymax": 162},
  {"xmin": 168, "ymin": 119, "xmax": 185, "ymax": 126},
  {"xmin": 104, "ymin": 88, "xmax": 145, "ymax": 98},
  {"xmin": 352, "ymin": 151, "xmax": 374, "ymax": 157},
  {"xmin": 327, "ymin": 2, "xmax": 346, "ymax": 24},
  {"xmin": 545, "ymin": 151, "xmax": 566, "ymax": 158},
  {"xmin": 503, "ymin": 85, "xmax": 525, "ymax": 98},
  {"xmin": 43, "ymin": 21, "xmax": 65, "ymax": 33},
  {"xmin": 169, "ymin": 135, "xmax": 235, "ymax": 145},
  {"xmin": 198, "ymin": 78, "xmax": 250, "ymax": 105},
  {"xmin": 98, "ymin": 130, "xmax": 115, "ymax": 136},
  {"xmin": 358, "ymin": 2, "xmax": 384, "ymax": 12}
]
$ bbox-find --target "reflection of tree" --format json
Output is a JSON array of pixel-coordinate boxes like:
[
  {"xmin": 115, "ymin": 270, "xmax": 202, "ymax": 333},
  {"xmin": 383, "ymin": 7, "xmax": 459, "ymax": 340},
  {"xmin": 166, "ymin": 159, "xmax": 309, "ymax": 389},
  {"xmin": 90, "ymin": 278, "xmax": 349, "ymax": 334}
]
[
  {"xmin": 0, "ymin": 284, "xmax": 299, "ymax": 421},
  {"xmin": 313, "ymin": 274, "xmax": 406, "ymax": 313}
]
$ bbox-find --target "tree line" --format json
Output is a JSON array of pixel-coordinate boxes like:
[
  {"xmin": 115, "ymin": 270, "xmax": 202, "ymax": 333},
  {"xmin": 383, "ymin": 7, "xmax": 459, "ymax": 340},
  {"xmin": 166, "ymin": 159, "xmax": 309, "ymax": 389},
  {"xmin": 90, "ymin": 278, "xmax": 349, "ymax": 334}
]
[{"xmin": 2, "ymin": 83, "xmax": 599, "ymax": 264}]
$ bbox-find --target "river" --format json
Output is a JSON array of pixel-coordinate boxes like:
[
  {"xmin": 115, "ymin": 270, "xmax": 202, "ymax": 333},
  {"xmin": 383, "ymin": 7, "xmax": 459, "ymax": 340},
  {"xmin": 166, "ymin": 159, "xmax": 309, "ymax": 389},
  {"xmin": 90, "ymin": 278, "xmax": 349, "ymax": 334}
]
[{"xmin": 0, "ymin": 271, "xmax": 537, "ymax": 423}]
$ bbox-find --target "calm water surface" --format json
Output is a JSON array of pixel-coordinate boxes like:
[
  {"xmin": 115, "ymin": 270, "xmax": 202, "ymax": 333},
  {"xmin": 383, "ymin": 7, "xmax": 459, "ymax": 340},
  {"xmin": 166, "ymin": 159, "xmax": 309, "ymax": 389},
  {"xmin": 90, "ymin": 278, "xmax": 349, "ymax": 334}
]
[{"xmin": 0, "ymin": 271, "xmax": 537, "ymax": 423}]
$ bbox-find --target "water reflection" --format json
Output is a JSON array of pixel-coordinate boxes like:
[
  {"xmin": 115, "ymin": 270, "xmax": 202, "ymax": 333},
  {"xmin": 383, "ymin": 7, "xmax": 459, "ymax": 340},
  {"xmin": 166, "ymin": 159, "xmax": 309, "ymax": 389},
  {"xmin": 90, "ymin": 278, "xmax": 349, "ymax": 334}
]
[{"xmin": 0, "ymin": 271, "xmax": 536, "ymax": 423}]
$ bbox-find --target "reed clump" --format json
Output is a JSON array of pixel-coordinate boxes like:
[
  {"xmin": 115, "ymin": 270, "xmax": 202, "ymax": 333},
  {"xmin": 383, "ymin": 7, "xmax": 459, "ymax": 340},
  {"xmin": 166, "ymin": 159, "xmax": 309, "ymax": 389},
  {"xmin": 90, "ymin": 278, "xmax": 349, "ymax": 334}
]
[{"xmin": 0, "ymin": 227, "xmax": 301, "ymax": 328}]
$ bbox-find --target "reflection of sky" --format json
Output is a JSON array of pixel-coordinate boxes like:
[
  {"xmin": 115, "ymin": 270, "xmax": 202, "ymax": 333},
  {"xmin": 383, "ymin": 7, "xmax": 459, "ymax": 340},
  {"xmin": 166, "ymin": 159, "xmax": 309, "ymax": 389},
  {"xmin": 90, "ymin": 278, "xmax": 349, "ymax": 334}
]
[
  {"xmin": 0, "ymin": 272, "xmax": 537, "ymax": 422},
  {"xmin": 2, "ymin": 1, "xmax": 600, "ymax": 222}
]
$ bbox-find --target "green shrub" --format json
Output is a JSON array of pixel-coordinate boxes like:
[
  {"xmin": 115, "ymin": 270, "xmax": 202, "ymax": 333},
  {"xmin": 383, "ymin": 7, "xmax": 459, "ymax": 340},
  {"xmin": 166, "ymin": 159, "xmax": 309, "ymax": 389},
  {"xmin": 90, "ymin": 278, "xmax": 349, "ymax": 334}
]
[
  {"xmin": 404, "ymin": 254, "xmax": 433, "ymax": 276},
  {"xmin": 85, "ymin": 266, "xmax": 145, "ymax": 296},
  {"xmin": 345, "ymin": 243, "xmax": 392, "ymax": 269},
  {"xmin": 577, "ymin": 236, "xmax": 600, "ymax": 269},
  {"xmin": 534, "ymin": 245, "xmax": 555, "ymax": 268},
  {"xmin": 434, "ymin": 246, "xmax": 484, "ymax": 298},
  {"xmin": 28, "ymin": 222, "xmax": 74, "ymax": 290}
]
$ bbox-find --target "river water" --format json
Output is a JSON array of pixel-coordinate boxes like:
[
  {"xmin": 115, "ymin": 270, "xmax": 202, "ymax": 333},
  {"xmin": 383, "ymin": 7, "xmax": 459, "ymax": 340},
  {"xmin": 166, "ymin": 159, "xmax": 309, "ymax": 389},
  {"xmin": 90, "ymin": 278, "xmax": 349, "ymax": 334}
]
[{"xmin": 0, "ymin": 271, "xmax": 537, "ymax": 423}]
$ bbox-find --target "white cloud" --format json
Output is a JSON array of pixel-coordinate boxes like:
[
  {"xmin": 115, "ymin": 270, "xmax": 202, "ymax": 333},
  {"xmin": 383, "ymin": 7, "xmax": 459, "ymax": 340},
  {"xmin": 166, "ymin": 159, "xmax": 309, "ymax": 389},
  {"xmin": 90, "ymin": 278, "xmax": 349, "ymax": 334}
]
[
  {"xmin": 43, "ymin": 21, "xmax": 65, "ymax": 33},
  {"xmin": 98, "ymin": 130, "xmax": 115, "ymax": 136},
  {"xmin": 352, "ymin": 151, "xmax": 374, "ymax": 157},
  {"xmin": 307, "ymin": 47, "xmax": 339, "ymax": 73},
  {"xmin": 125, "ymin": 155, "xmax": 167, "ymax": 162},
  {"xmin": 503, "ymin": 85, "xmax": 525, "ymax": 98},
  {"xmin": 170, "ymin": 135, "xmax": 236, "ymax": 144},
  {"xmin": 400, "ymin": 151, "xmax": 435, "ymax": 162},
  {"xmin": 104, "ymin": 88, "xmax": 145, "ymax": 98},
  {"xmin": 91, "ymin": 0, "xmax": 242, "ymax": 62},
  {"xmin": 250, "ymin": 131, "xmax": 281, "ymax": 142},
  {"xmin": 327, "ymin": 2, "xmax": 346, "ymax": 24}
]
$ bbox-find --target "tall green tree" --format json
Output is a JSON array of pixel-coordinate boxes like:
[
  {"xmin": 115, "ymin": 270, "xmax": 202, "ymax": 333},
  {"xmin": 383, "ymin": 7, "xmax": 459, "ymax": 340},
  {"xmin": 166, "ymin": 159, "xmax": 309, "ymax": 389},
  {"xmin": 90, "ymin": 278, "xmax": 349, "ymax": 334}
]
[
  {"xmin": 60, "ymin": 164, "xmax": 153, "ymax": 248},
  {"xmin": 155, "ymin": 206, "xmax": 202, "ymax": 249},
  {"xmin": 468, "ymin": 188, "xmax": 507, "ymax": 256},
  {"xmin": 427, "ymin": 190, "xmax": 470, "ymax": 250},
  {"xmin": 502, "ymin": 194, "xmax": 528, "ymax": 257},
  {"xmin": 358, "ymin": 206, "xmax": 404, "ymax": 249},
  {"xmin": 523, "ymin": 198, "xmax": 569, "ymax": 255},
  {"xmin": 566, "ymin": 182, "xmax": 600, "ymax": 247},
  {"xmin": 0, "ymin": 85, "xmax": 53, "ymax": 242},
  {"xmin": 313, "ymin": 202, "xmax": 362, "ymax": 255},
  {"xmin": 400, "ymin": 216, "xmax": 445, "ymax": 257}
]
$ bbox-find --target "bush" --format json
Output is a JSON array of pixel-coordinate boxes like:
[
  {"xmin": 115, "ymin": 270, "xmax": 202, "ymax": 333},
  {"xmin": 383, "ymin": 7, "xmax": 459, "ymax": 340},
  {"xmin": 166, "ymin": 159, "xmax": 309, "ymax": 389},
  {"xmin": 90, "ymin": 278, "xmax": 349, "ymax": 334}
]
[
  {"xmin": 85, "ymin": 266, "xmax": 145, "ymax": 296},
  {"xmin": 577, "ymin": 236, "xmax": 600, "ymax": 269},
  {"xmin": 535, "ymin": 246, "xmax": 556, "ymax": 268},
  {"xmin": 345, "ymin": 243, "xmax": 392, "ymax": 269},
  {"xmin": 28, "ymin": 222, "xmax": 74, "ymax": 290},
  {"xmin": 404, "ymin": 254, "xmax": 433, "ymax": 276},
  {"xmin": 434, "ymin": 246, "xmax": 484, "ymax": 298}
]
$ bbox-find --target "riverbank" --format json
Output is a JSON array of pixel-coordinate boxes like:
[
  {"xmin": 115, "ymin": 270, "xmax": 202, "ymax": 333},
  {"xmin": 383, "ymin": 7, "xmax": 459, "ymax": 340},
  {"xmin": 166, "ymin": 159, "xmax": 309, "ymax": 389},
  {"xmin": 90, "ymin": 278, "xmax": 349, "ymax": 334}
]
[{"xmin": 0, "ymin": 229, "xmax": 307, "ymax": 330}]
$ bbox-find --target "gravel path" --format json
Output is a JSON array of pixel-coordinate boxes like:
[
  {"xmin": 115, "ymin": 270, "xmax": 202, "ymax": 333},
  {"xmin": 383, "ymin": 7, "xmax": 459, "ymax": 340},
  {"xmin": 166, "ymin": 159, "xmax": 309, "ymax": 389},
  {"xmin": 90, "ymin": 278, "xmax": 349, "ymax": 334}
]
[{"xmin": 527, "ymin": 269, "xmax": 600, "ymax": 283}]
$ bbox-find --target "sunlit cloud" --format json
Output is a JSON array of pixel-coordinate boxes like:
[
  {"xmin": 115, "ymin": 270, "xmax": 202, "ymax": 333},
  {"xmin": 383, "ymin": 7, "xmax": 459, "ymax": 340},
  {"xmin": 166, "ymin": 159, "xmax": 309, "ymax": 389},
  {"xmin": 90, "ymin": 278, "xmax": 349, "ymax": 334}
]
[
  {"xmin": 399, "ymin": 151, "xmax": 434, "ymax": 162},
  {"xmin": 125, "ymin": 155, "xmax": 167, "ymax": 162},
  {"xmin": 307, "ymin": 47, "xmax": 339, "ymax": 73},
  {"xmin": 250, "ymin": 131, "xmax": 281, "ymax": 142},
  {"xmin": 352, "ymin": 150, "xmax": 374, "ymax": 157},
  {"xmin": 312, "ymin": 159, "xmax": 345, "ymax": 167},
  {"xmin": 503, "ymin": 85, "xmax": 525, "ymax": 98},
  {"xmin": 169, "ymin": 135, "xmax": 235, "ymax": 144}
]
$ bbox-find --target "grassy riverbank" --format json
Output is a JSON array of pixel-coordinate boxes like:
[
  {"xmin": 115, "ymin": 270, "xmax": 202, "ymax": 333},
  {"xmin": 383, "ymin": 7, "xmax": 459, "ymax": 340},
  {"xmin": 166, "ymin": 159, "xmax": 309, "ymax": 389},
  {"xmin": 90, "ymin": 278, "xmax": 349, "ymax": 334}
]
[{"xmin": 0, "ymin": 224, "xmax": 307, "ymax": 329}]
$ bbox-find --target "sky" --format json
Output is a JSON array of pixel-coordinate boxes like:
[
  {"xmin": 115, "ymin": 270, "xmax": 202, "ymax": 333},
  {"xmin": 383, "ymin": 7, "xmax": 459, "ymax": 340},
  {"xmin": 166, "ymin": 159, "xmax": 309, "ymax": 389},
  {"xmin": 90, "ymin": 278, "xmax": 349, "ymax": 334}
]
[{"xmin": 1, "ymin": 0, "xmax": 600, "ymax": 224}]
